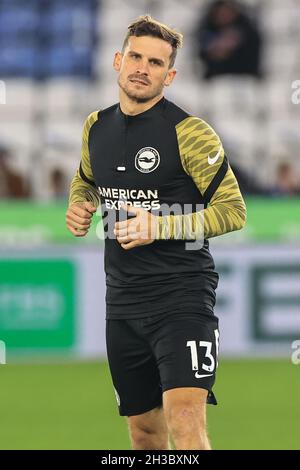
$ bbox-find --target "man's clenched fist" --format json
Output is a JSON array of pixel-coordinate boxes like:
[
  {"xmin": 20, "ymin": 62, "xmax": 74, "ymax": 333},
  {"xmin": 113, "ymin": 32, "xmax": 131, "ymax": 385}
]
[
  {"xmin": 66, "ymin": 202, "xmax": 96, "ymax": 237},
  {"xmin": 114, "ymin": 203, "xmax": 157, "ymax": 250}
]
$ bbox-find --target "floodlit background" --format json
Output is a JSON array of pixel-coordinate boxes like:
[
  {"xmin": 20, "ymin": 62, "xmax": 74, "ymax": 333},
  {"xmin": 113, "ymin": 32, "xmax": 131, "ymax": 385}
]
[{"xmin": 0, "ymin": 0, "xmax": 300, "ymax": 450}]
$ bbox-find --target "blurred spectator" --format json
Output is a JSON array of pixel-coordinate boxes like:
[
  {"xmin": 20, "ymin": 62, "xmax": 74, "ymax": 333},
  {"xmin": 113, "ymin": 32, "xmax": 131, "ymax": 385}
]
[
  {"xmin": 49, "ymin": 167, "xmax": 68, "ymax": 200},
  {"xmin": 0, "ymin": 146, "xmax": 30, "ymax": 198},
  {"xmin": 270, "ymin": 162, "xmax": 300, "ymax": 196},
  {"xmin": 195, "ymin": 0, "xmax": 262, "ymax": 79}
]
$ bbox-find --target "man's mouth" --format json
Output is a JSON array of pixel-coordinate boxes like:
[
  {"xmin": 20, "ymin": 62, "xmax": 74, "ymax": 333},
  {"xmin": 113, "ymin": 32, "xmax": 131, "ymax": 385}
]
[{"xmin": 129, "ymin": 79, "xmax": 149, "ymax": 86}]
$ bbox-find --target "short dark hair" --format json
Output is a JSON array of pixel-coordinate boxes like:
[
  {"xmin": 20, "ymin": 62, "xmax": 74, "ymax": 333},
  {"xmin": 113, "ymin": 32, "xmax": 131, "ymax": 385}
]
[{"xmin": 122, "ymin": 15, "xmax": 183, "ymax": 68}]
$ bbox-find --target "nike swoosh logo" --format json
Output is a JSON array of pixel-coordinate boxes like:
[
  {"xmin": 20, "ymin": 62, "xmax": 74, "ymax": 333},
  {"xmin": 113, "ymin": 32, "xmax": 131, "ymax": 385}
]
[
  {"xmin": 194, "ymin": 372, "xmax": 214, "ymax": 379},
  {"xmin": 208, "ymin": 148, "xmax": 222, "ymax": 165}
]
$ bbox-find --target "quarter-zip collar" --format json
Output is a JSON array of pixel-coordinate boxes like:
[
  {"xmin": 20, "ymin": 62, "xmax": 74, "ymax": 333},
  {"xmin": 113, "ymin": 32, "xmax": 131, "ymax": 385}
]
[{"xmin": 117, "ymin": 96, "xmax": 166, "ymax": 121}]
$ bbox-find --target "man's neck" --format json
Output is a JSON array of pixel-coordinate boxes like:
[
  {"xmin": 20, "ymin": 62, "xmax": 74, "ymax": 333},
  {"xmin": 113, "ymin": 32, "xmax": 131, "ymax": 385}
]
[{"xmin": 119, "ymin": 91, "xmax": 164, "ymax": 116}]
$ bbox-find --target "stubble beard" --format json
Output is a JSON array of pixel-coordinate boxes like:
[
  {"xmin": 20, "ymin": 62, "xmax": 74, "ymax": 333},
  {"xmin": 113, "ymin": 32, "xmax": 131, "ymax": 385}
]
[{"xmin": 118, "ymin": 76, "xmax": 164, "ymax": 104}]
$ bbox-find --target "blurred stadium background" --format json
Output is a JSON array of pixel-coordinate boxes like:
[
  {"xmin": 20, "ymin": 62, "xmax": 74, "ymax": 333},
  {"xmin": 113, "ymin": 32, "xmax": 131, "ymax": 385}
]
[{"xmin": 0, "ymin": 0, "xmax": 300, "ymax": 450}]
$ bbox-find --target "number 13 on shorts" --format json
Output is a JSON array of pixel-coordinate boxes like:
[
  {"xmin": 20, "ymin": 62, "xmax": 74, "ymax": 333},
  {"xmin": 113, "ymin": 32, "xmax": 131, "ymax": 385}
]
[{"xmin": 186, "ymin": 329, "xmax": 219, "ymax": 377}]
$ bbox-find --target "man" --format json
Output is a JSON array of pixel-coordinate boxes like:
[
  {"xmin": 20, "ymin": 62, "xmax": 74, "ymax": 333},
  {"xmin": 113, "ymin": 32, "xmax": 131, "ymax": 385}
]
[
  {"xmin": 66, "ymin": 15, "xmax": 246, "ymax": 450},
  {"xmin": 196, "ymin": 0, "xmax": 262, "ymax": 79}
]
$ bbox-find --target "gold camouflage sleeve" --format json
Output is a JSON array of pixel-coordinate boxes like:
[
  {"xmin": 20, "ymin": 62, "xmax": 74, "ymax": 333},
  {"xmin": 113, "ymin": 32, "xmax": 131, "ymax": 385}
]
[
  {"xmin": 69, "ymin": 111, "xmax": 100, "ymax": 207},
  {"xmin": 156, "ymin": 116, "xmax": 247, "ymax": 240}
]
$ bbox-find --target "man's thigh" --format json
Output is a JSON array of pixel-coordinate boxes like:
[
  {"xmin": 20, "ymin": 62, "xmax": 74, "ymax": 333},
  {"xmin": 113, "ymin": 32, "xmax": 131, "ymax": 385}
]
[
  {"xmin": 106, "ymin": 319, "xmax": 162, "ymax": 416},
  {"xmin": 163, "ymin": 387, "xmax": 208, "ymax": 418}
]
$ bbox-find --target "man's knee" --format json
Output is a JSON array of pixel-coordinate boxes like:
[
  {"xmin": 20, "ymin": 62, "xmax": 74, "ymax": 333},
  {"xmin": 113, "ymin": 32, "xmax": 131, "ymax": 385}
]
[
  {"xmin": 167, "ymin": 403, "xmax": 206, "ymax": 436},
  {"xmin": 129, "ymin": 423, "xmax": 162, "ymax": 449},
  {"xmin": 127, "ymin": 406, "xmax": 169, "ymax": 450},
  {"xmin": 163, "ymin": 388, "xmax": 208, "ymax": 441}
]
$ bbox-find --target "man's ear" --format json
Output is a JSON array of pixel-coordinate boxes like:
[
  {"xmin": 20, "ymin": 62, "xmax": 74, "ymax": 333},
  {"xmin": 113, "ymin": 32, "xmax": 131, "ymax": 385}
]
[
  {"xmin": 164, "ymin": 68, "xmax": 177, "ymax": 87},
  {"xmin": 113, "ymin": 52, "xmax": 122, "ymax": 71}
]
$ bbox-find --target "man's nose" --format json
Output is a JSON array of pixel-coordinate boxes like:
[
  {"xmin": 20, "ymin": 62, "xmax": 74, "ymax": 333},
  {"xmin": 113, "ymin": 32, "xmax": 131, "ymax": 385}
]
[{"xmin": 136, "ymin": 59, "xmax": 149, "ymax": 75}]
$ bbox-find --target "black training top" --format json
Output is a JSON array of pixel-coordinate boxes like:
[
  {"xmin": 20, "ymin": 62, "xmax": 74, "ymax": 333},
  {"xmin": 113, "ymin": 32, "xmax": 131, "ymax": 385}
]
[{"xmin": 69, "ymin": 96, "xmax": 246, "ymax": 318}]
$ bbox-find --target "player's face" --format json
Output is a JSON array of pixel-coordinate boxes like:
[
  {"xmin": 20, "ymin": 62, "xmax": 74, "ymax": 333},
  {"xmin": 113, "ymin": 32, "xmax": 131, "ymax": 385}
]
[{"xmin": 114, "ymin": 36, "xmax": 177, "ymax": 103}]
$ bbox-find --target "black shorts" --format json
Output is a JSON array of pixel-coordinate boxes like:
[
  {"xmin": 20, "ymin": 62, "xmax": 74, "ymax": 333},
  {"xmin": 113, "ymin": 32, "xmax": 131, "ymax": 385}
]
[{"xmin": 106, "ymin": 311, "xmax": 219, "ymax": 416}]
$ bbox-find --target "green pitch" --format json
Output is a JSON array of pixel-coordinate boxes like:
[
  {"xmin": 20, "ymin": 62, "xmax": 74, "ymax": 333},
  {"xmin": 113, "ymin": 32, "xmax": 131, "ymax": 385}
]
[{"xmin": 0, "ymin": 359, "xmax": 298, "ymax": 450}]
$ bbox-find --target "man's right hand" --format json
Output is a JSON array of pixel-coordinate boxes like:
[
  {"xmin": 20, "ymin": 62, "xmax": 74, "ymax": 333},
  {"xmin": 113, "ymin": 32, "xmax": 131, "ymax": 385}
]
[{"xmin": 66, "ymin": 202, "xmax": 97, "ymax": 237}]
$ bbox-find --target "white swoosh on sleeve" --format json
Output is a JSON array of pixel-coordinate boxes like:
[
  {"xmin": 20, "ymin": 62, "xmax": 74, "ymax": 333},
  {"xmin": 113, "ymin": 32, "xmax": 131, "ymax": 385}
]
[{"xmin": 208, "ymin": 148, "xmax": 222, "ymax": 165}]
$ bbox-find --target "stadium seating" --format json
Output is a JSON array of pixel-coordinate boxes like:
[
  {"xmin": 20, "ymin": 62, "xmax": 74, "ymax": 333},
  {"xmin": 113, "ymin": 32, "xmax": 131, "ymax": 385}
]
[{"xmin": 0, "ymin": 0, "xmax": 299, "ymax": 197}]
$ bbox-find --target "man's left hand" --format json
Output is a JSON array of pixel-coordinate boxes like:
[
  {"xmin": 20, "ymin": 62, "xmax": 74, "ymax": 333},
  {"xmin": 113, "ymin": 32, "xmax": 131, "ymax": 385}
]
[{"xmin": 114, "ymin": 203, "xmax": 157, "ymax": 250}]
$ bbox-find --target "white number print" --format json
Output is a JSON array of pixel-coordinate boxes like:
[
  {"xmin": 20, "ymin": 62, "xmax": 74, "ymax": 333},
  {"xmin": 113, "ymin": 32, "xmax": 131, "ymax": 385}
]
[{"xmin": 187, "ymin": 330, "xmax": 219, "ymax": 378}]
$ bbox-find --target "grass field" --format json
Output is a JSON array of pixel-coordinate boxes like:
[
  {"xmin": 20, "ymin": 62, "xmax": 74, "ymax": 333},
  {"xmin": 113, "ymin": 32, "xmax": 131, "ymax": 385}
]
[{"xmin": 0, "ymin": 359, "xmax": 299, "ymax": 450}]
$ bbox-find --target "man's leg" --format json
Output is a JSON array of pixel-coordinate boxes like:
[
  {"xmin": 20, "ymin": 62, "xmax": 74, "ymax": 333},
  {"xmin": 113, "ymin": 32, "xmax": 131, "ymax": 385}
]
[
  {"xmin": 163, "ymin": 387, "xmax": 211, "ymax": 450},
  {"xmin": 127, "ymin": 405, "xmax": 170, "ymax": 450},
  {"xmin": 106, "ymin": 319, "xmax": 168, "ymax": 449},
  {"xmin": 145, "ymin": 312, "xmax": 219, "ymax": 450}
]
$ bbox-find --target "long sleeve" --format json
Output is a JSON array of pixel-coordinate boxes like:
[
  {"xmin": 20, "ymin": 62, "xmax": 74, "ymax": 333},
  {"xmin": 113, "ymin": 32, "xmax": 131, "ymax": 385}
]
[
  {"xmin": 69, "ymin": 111, "xmax": 100, "ymax": 207},
  {"xmin": 156, "ymin": 116, "xmax": 246, "ymax": 240}
]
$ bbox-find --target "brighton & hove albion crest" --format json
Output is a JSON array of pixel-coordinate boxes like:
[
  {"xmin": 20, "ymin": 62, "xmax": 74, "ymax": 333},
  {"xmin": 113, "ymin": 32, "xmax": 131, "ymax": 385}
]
[{"xmin": 135, "ymin": 147, "xmax": 160, "ymax": 173}]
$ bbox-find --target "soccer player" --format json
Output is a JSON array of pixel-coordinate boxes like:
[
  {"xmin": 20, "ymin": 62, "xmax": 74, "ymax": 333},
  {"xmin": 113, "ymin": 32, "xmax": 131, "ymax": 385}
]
[{"xmin": 66, "ymin": 15, "xmax": 246, "ymax": 450}]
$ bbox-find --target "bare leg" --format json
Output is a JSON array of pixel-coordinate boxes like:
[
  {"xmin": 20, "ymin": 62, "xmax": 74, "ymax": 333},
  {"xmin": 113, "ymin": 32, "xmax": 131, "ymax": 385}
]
[
  {"xmin": 163, "ymin": 387, "xmax": 211, "ymax": 450},
  {"xmin": 127, "ymin": 405, "xmax": 170, "ymax": 450}
]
